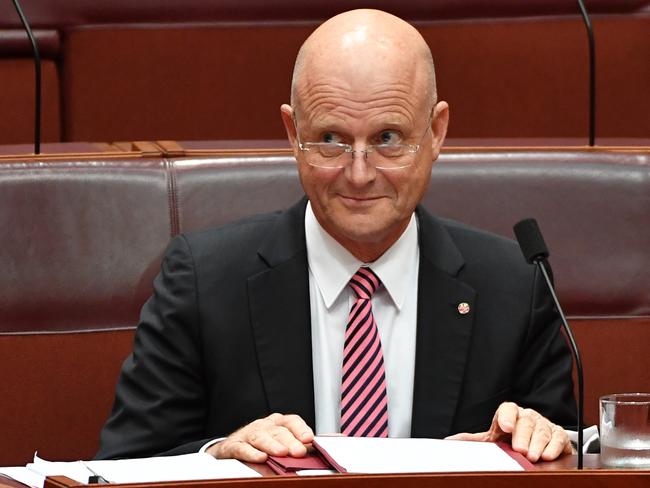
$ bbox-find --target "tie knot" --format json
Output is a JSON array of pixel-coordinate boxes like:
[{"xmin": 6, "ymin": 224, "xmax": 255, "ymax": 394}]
[{"xmin": 349, "ymin": 267, "xmax": 380, "ymax": 299}]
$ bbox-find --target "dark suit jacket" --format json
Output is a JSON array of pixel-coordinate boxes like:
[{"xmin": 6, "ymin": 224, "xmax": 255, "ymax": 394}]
[{"xmin": 97, "ymin": 199, "xmax": 576, "ymax": 459}]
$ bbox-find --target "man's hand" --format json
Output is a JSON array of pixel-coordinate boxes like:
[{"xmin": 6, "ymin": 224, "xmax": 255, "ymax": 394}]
[
  {"xmin": 207, "ymin": 413, "xmax": 314, "ymax": 463},
  {"xmin": 445, "ymin": 402, "xmax": 573, "ymax": 462}
]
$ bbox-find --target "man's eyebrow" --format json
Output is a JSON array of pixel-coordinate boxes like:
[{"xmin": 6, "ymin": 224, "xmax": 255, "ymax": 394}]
[{"xmin": 307, "ymin": 120, "xmax": 348, "ymax": 134}]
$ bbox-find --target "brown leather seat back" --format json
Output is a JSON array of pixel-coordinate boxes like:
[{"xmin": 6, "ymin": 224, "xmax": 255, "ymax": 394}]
[
  {"xmin": 425, "ymin": 151, "xmax": 650, "ymax": 317},
  {"xmin": 0, "ymin": 158, "xmax": 171, "ymax": 334}
]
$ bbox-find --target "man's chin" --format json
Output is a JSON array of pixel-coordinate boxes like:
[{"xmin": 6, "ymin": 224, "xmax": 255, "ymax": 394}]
[
  {"xmin": 334, "ymin": 220, "xmax": 394, "ymax": 245},
  {"xmin": 320, "ymin": 214, "xmax": 408, "ymax": 261}
]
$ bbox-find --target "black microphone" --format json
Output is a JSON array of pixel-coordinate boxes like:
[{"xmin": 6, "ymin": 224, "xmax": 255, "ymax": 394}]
[
  {"xmin": 11, "ymin": 0, "xmax": 41, "ymax": 155},
  {"xmin": 513, "ymin": 218, "xmax": 585, "ymax": 469},
  {"xmin": 577, "ymin": 0, "xmax": 596, "ymax": 146}
]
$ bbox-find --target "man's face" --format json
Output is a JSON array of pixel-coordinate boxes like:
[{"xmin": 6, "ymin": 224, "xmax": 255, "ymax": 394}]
[{"xmin": 282, "ymin": 69, "xmax": 448, "ymax": 260}]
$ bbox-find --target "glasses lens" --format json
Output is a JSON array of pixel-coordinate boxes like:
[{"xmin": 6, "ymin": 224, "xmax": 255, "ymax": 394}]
[
  {"xmin": 304, "ymin": 143, "xmax": 347, "ymax": 167},
  {"xmin": 318, "ymin": 144, "xmax": 347, "ymax": 158},
  {"xmin": 375, "ymin": 144, "xmax": 408, "ymax": 158},
  {"xmin": 371, "ymin": 144, "xmax": 416, "ymax": 169}
]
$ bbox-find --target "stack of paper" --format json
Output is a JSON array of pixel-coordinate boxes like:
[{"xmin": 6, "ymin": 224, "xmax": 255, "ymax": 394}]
[
  {"xmin": 312, "ymin": 436, "xmax": 527, "ymax": 473},
  {"xmin": 0, "ymin": 437, "xmax": 529, "ymax": 487},
  {"xmin": 0, "ymin": 452, "xmax": 259, "ymax": 488}
]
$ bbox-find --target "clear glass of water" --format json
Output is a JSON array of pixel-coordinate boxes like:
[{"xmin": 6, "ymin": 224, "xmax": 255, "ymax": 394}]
[{"xmin": 600, "ymin": 393, "xmax": 650, "ymax": 468}]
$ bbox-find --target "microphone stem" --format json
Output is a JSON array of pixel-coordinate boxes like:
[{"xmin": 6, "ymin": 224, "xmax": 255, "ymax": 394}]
[
  {"xmin": 538, "ymin": 260, "xmax": 584, "ymax": 469},
  {"xmin": 12, "ymin": 0, "xmax": 41, "ymax": 155},
  {"xmin": 577, "ymin": 0, "xmax": 596, "ymax": 147}
]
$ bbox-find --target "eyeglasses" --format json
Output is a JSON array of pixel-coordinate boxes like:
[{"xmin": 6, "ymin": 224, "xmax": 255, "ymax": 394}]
[{"xmin": 294, "ymin": 122, "xmax": 430, "ymax": 170}]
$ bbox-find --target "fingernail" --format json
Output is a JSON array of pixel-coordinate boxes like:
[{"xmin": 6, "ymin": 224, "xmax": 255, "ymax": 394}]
[{"xmin": 292, "ymin": 445, "xmax": 307, "ymax": 456}]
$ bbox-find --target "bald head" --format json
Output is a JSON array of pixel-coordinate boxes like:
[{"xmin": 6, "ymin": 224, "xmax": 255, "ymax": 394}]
[{"xmin": 290, "ymin": 9, "xmax": 436, "ymax": 116}]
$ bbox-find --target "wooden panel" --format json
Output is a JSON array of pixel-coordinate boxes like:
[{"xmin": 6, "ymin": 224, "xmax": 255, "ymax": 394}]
[
  {"xmin": 0, "ymin": 330, "xmax": 135, "ymax": 466},
  {"xmin": 61, "ymin": 16, "xmax": 650, "ymax": 142},
  {"xmin": 44, "ymin": 469, "xmax": 650, "ymax": 488},
  {"xmin": 63, "ymin": 26, "xmax": 312, "ymax": 142},
  {"xmin": 0, "ymin": 59, "xmax": 60, "ymax": 145},
  {"xmin": 571, "ymin": 317, "xmax": 650, "ymax": 426}
]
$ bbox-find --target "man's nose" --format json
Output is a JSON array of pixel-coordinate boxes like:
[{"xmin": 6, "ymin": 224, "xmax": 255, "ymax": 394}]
[{"xmin": 345, "ymin": 148, "xmax": 376, "ymax": 186}]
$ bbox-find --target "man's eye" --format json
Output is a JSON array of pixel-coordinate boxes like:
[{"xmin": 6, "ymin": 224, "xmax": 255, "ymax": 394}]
[
  {"xmin": 321, "ymin": 132, "xmax": 343, "ymax": 144},
  {"xmin": 378, "ymin": 130, "xmax": 402, "ymax": 145}
]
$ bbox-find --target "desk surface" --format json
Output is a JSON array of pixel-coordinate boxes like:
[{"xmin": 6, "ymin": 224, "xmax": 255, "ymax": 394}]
[
  {"xmin": 42, "ymin": 461, "xmax": 650, "ymax": 488},
  {"xmin": 0, "ymin": 455, "xmax": 646, "ymax": 488}
]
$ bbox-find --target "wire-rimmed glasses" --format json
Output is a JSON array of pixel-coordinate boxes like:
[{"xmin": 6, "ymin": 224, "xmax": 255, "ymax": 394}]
[{"xmin": 295, "ymin": 124, "xmax": 430, "ymax": 170}]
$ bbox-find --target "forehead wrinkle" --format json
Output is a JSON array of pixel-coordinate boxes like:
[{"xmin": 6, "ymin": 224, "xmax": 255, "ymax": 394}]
[
  {"xmin": 336, "ymin": 102, "xmax": 414, "ymax": 123},
  {"xmin": 307, "ymin": 107, "xmax": 417, "ymax": 137},
  {"xmin": 305, "ymin": 100, "xmax": 416, "ymax": 129},
  {"xmin": 298, "ymin": 81, "xmax": 349, "ymax": 113},
  {"xmin": 299, "ymin": 84, "xmax": 420, "ymax": 128}
]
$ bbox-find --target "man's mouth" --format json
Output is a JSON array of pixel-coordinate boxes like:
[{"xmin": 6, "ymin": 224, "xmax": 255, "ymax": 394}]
[{"xmin": 338, "ymin": 195, "xmax": 383, "ymax": 206}]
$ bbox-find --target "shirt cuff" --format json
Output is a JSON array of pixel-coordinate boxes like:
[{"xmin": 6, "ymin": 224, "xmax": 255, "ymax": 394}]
[
  {"xmin": 199, "ymin": 437, "xmax": 227, "ymax": 453},
  {"xmin": 566, "ymin": 425, "xmax": 599, "ymax": 453}
]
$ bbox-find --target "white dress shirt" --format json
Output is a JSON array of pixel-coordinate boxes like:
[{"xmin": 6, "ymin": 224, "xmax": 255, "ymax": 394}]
[{"xmin": 305, "ymin": 202, "xmax": 420, "ymax": 437}]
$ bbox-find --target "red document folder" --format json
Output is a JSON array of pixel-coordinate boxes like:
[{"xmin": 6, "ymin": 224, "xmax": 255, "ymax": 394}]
[
  {"xmin": 494, "ymin": 441, "xmax": 535, "ymax": 470},
  {"xmin": 266, "ymin": 453, "xmax": 331, "ymax": 476},
  {"xmin": 266, "ymin": 438, "xmax": 534, "ymax": 474}
]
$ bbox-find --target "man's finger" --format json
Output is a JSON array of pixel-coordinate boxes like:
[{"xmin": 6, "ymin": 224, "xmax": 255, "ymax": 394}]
[
  {"xmin": 445, "ymin": 432, "xmax": 490, "ymax": 442},
  {"xmin": 540, "ymin": 426, "xmax": 572, "ymax": 461},
  {"xmin": 267, "ymin": 425, "xmax": 309, "ymax": 457},
  {"xmin": 494, "ymin": 402, "xmax": 520, "ymax": 434},
  {"xmin": 525, "ymin": 422, "xmax": 553, "ymax": 462},
  {"xmin": 245, "ymin": 427, "xmax": 292, "ymax": 457},
  {"xmin": 510, "ymin": 411, "xmax": 537, "ymax": 454},
  {"xmin": 210, "ymin": 438, "xmax": 269, "ymax": 462},
  {"xmin": 227, "ymin": 440, "xmax": 269, "ymax": 463},
  {"xmin": 276, "ymin": 413, "xmax": 314, "ymax": 444}
]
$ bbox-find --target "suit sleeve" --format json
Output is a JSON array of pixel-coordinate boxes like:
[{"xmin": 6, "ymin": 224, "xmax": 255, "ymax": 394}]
[
  {"xmin": 512, "ymin": 265, "xmax": 577, "ymax": 428},
  {"xmin": 96, "ymin": 235, "xmax": 211, "ymax": 459}
]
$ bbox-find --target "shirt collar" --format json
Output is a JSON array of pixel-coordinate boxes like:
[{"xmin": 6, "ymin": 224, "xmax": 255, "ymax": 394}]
[{"xmin": 305, "ymin": 201, "xmax": 419, "ymax": 310}]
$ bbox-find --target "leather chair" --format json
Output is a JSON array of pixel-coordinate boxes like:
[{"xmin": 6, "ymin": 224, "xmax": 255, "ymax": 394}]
[{"xmin": 1, "ymin": 147, "xmax": 648, "ymax": 464}]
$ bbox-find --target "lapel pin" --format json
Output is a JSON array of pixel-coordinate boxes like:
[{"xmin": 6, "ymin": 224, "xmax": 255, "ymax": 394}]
[{"xmin": 457, "ymin": 302, "xmax": 470, "ymax": 315}]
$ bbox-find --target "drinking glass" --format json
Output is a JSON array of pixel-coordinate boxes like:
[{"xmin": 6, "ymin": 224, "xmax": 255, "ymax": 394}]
[{"xmin": 600, "ymin": 393, "xmax": 650, "ymax": 468}]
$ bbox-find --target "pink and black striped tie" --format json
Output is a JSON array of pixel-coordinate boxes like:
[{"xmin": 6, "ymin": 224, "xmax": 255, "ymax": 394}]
[{"xmin": 340, "ymin": 267, "xmax": 389, "ymax": 437}]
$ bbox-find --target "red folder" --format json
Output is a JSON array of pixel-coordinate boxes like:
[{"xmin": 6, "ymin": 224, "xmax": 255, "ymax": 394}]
[
  {"xmin": 267, "ymin": 439, "xmax": 534, "ymax": 474},
  {"xmin": 495, "ymin": 441, "xmax": 535, "ymax": 470},
  {"xmin": 266, "ymin": 452, "xmax": 331, "ymax": 476}
]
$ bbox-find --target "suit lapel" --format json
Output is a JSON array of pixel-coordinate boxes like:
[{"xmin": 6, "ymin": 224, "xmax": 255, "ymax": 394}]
[
  {"xmin": 247, "ymin": 199, "xmax": 316, "ymax": 428},
  {"xmin": 411, "ymin": 208, "xmax": 477, "ymax": 438}
]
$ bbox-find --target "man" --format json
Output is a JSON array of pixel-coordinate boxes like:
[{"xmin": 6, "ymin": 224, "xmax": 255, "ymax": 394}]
[{"xmin": 98, "ymin": 9, "xmax": 575, "ymax": 464}]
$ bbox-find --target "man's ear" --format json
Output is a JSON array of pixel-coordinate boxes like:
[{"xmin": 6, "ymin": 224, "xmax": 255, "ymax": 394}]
[
  {"xmin": 280, "ymin": 104, "xmax": 299, "ymax": 151},
  {"xmin": 430, "ymin": 101, "xmax": 449, "ymax": 160}
]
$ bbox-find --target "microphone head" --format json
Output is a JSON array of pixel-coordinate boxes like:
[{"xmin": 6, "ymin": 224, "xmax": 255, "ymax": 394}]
[{"xmin": 513, "ymin": 218, "xmax": 550, "ymax": 264}]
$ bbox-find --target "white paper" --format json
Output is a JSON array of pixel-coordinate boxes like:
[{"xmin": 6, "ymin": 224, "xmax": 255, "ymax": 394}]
[
  {"xmin": 87, "ymin": 454, "xmax": 260, "ymax": 483},
  {"xmin": 296, "ymin": 469, "xmax": 338, "ymax": 476},
  {"xmin": 314, "ymin": 436, "xmax": 524, "ymax": 473},
  {"xmin": 27, "ymin": 455, "xmax": 92, "ymax": 485},
  {"xmin": 0, "ymin": 466, "xmax": 45, "ymax": 488},
  {"xmin": 26, "ymin": 452, "xmax": 260, "ymax": 486}
]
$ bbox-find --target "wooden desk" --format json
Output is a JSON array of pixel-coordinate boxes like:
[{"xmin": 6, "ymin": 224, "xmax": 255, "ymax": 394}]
[{"xmin": 42, "ymin": 455, "xmax": 650, "ymax": 488}]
